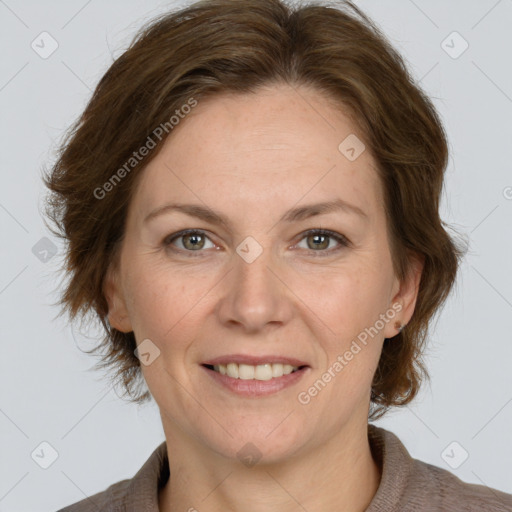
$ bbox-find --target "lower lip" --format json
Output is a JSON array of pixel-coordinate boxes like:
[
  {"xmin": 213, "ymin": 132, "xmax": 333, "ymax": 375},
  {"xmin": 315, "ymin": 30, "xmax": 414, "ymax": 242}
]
[{"xmin": 201, "ymin": 365, "xmax": 310, "ymax": 397}]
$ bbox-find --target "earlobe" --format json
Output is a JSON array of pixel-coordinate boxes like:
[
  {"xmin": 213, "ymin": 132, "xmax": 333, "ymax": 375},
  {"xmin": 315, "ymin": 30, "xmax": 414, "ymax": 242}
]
[{"xmin": 103, "ymin": 265, "xmax": 133, "ymax": 333}]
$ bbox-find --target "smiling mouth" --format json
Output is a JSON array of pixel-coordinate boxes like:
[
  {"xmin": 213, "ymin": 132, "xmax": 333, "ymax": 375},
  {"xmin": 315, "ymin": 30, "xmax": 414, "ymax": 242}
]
[{"xmin": 202, "ymin": 363, "xmax": 308, "ymax": 380}]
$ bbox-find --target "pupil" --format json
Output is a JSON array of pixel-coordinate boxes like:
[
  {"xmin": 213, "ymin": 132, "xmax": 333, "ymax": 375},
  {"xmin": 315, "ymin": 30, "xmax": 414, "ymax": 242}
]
[
  {"xmin": 311, "ymin": 234, "xmax": 328, "ymax": 250},
  {"xmin": 186, "ymin": 234, "xmax": 203, "ymax": 249}
]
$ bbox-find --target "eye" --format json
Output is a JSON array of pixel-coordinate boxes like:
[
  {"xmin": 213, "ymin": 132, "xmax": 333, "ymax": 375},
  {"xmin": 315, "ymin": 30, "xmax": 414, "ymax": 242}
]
[
  {"xmin": 164, "ymin": 229, "xmax": 216, "ymax": 255},
  {"xmin": 295, "ymin": 229, "xmax": 350, "ymax": 255},
  {"xmin": 164, "ymin": 228, "xmax": 350, "ymax": 257}
]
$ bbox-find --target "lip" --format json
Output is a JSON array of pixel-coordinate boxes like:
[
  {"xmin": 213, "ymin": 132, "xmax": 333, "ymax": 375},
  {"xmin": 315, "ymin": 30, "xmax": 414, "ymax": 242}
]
[
  {"xmin": 202, "ymin": 354, "xmax": 310, "ymax": 367},
  {"xmin": 201, "ymin": 364, "xmax": 310, "ymax": 397}
]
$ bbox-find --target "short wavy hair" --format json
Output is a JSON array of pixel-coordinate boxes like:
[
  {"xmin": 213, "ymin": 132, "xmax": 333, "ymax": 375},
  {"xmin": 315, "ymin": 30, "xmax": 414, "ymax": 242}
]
[{"xmin": 42, "ymin": 0, "xmax": 467, "ymax": 420}]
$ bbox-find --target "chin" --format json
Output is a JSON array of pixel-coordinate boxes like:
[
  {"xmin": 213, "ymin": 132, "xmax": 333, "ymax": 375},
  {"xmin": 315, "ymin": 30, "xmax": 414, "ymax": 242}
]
[{"xmin": 201, "ymin": 418, "xmax": 309, "ymax": 466}]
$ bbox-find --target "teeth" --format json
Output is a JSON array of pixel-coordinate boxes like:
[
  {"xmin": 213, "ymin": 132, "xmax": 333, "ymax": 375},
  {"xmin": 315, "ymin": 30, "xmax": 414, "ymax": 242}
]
[
  {"xmin": 254, "ymin": 364, "xmax": 272, "ymax": 381},
  {"xmin": 272, "ymin": 363, "xmax": 284, "ymax": 377},
  {"xmin": 227, "ymin": 363, "xmax": 239, "ymax": 378},
  {"xmin": 212, "ymin": 362, "xmax": 300, "ymax": 380},
  {"xmin": 239, "ymin": 364, "xmax": 255, "ymax": 379}
]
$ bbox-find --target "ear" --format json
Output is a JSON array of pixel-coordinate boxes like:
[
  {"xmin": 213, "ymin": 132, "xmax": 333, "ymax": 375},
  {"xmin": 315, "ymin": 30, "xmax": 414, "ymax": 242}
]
[
  {"xmin": 103, "ymin": 263, "xmax": 133, "ymax": 333},
  {"xmin": 384, "ymin": 252, "xmax": 424, "ymax": 339}
]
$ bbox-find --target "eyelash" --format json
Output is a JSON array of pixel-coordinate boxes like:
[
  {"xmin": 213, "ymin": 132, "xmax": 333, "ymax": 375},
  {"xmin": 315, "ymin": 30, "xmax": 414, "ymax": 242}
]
[{"xmin": 163, "ymin": 228, "xmax": 350, "ymax": 257}]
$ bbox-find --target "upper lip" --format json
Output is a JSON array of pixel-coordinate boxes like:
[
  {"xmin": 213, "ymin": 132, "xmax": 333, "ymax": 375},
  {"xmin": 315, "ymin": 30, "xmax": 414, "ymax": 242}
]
[{"xmin": 202, "ymin": 354, "xmax": 310, "ymax": 367}]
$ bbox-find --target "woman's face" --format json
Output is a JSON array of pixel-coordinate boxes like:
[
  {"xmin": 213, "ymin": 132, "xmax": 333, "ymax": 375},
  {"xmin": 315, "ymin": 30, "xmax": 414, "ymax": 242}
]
[{"xmin": 105, "ymin": 83, "xmax": 421, "ymax": 463}]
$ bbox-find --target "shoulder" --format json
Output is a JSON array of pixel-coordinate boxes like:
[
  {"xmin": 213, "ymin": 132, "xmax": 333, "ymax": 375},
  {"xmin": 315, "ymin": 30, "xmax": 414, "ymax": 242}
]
[
  {"xmin": 56, "ymin": 440, "xmax": 169, "ymax": 511},
  {"xmin": 56, "ymin": 478, "xmax": 130, "ymax": 511},
  {"xmin": 408, "ymin": 455, "xmax": 512, "ymax": 511},
  {"xmin": 367, "ymin": 425, "xmax": 512, "ymax": 511}
]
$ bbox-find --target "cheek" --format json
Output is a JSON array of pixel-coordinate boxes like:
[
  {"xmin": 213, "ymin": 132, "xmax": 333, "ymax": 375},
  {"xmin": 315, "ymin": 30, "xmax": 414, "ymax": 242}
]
[
  {"xmin": 123, "ymin": 262, "xmax": 217, "ymax": 342},
  {"xmin": 306, "ymin": 265, "xmax": 391, "ymax": 386},
  {"xmin": 122, "ymin": 266, "xmax": 176, "ymax": 338},
  {"xmin": 306, "ymin": 264, "xmax": 389, "ymax": 337}
]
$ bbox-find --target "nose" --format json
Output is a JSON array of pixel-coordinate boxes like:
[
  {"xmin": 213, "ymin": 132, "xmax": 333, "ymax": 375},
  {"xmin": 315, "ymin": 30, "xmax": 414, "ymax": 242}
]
[{"xmin": 215, "ymin": 240, "xmax": 294, "ymax": 334}]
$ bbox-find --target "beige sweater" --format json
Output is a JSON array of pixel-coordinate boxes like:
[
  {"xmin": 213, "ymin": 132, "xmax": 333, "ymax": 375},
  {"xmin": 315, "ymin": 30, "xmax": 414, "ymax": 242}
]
[{"xmin": 57, "ymin": 424, "xmax": 512, "ymax": 511}]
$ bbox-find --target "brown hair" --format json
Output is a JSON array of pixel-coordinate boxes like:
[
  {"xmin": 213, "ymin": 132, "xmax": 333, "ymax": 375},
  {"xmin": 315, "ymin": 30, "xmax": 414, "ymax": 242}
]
[{"xmin": 42, "ymin": 0, "xmax": 467, "ymax": 420}]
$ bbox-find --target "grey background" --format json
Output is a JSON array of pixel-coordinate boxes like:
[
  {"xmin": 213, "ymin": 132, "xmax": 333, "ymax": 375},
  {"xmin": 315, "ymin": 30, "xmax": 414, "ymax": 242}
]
[{"xmin": 1, "ymin": 0, "xmax": 511, "ymax": 510}]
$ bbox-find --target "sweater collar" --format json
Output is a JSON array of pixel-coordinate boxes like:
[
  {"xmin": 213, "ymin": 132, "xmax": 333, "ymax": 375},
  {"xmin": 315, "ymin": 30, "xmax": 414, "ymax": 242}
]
[{"xmin": 123, "ymin": 424, "xmax": 415, "ymax": 511}]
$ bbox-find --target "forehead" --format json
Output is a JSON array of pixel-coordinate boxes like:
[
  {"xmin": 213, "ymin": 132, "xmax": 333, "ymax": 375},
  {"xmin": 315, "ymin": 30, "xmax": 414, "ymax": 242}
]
[{"xmin": 131, "ymin": 84, "xmax": 383, "ymax": 225}]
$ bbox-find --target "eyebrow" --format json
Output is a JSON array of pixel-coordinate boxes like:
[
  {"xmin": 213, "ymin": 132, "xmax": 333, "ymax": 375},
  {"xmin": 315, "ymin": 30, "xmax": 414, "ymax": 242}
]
[{"xmin": 143, "ymin": 198, "xmax": 368, "ymax": 227}]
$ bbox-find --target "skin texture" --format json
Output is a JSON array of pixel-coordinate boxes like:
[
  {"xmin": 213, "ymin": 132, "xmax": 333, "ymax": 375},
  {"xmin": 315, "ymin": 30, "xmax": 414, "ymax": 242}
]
[{"xmin": 104, "ymin": 83, "xmax": 423, "ymax": 512}]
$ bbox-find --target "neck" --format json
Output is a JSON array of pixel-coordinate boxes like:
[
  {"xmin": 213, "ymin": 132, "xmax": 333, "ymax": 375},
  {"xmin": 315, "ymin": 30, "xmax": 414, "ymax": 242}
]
[{"xmin": 158, "ymin": 418, "xmax": 381, "ymax": 512}]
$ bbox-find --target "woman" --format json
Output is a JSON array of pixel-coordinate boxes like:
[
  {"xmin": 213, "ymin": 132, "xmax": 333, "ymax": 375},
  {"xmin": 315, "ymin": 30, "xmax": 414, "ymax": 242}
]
[{"xmin": 44, "ymin": 0, "xmax": 512, "ymax": 510}]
